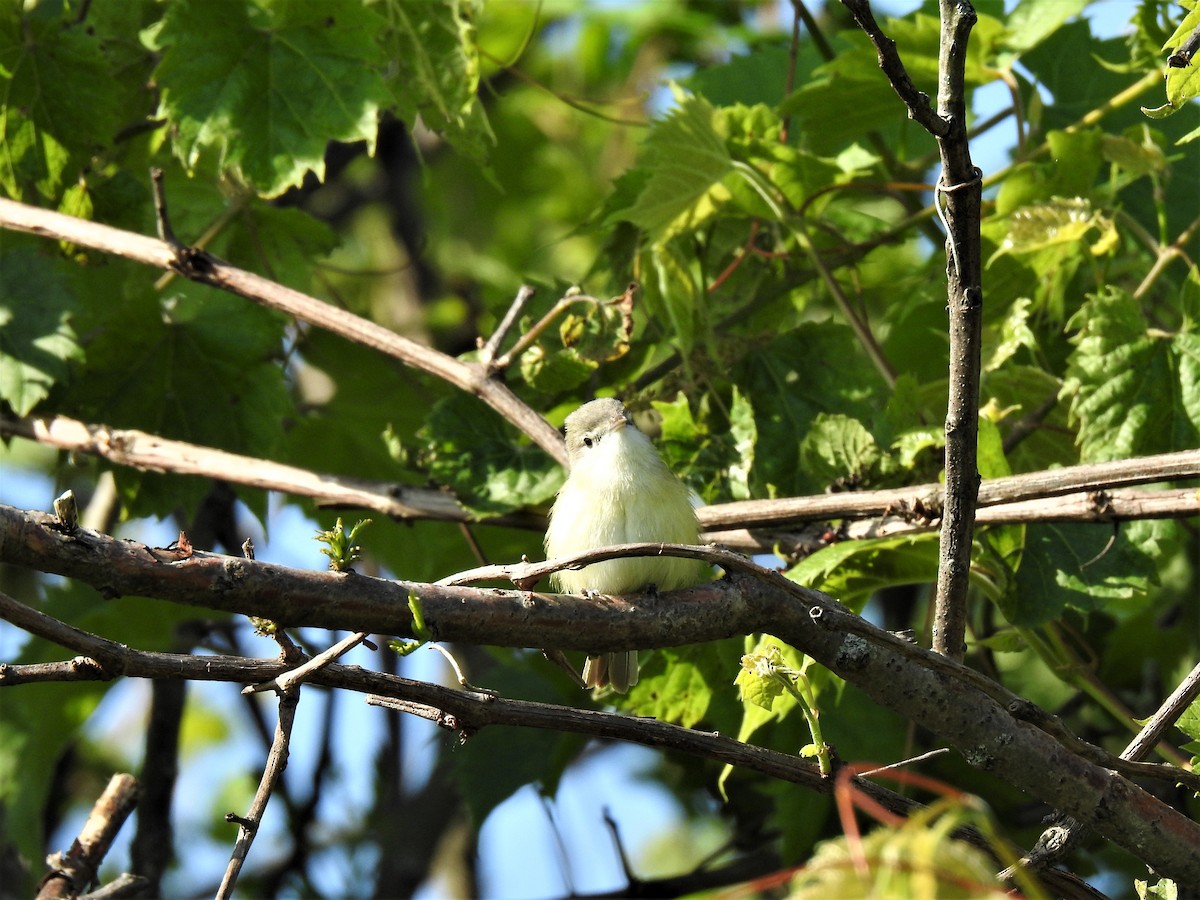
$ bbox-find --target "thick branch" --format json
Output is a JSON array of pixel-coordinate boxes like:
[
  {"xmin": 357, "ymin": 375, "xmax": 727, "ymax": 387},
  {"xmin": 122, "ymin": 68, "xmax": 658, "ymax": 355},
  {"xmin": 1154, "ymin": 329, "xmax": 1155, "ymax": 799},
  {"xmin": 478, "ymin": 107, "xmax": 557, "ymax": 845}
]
[
  {"xmin": 3, "ymin": 508, "xmax": 1200, "ymax": 882},
  {"xmin": 0, "ymin": 587, "xmax": 1152, "ymax": 897},
  {"xmin": 0, "ymin": 197, "xmax": 568, "ymax": 467}
]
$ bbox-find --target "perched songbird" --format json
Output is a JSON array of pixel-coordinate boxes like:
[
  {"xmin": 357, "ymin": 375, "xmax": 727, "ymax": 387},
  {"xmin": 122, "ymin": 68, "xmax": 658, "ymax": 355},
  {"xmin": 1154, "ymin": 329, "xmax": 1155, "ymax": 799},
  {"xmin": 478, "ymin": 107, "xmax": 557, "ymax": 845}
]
[{"xmin": 545, "ymin": 398, "xmax": 708, "ymax": 692}]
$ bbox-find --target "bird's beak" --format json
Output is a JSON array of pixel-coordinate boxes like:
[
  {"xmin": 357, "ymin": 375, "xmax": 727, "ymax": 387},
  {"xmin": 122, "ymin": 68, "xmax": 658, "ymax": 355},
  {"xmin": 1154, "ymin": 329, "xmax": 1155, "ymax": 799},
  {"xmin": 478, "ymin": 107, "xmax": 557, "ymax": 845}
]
[{"xmin": 611, "ymin": 412, "xmax": 628, "ymax": 430}]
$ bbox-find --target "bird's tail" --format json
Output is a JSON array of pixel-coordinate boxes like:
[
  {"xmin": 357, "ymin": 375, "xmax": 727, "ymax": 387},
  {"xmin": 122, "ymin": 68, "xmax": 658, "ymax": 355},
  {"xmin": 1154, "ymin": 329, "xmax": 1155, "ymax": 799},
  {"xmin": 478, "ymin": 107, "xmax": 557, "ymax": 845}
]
[{"xmin": 583, "ymin": 651, "xmax": 639, "ymax": 693}]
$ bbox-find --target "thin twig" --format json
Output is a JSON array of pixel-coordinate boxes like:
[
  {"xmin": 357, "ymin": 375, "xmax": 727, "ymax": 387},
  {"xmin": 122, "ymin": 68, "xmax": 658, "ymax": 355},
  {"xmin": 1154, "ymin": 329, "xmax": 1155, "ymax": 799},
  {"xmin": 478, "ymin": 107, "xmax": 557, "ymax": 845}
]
[
  {"xmin": 243, "ymin": 631, "xmax": 369, "ymax": 694},
  {"xmin": 480, "ymin": 284, "xmax": 536, "ymax": 369},
  {"xmin": 216, "ymin": 688, "xmax": 299, "ymax": 899}
]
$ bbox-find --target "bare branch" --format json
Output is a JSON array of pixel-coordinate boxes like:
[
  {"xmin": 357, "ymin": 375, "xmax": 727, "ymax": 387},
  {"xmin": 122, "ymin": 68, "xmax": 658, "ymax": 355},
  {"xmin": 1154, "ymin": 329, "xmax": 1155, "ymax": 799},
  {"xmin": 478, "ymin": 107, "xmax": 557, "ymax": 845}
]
[
  {"xmin": 0, "ymin": 196, "xmax": 568, "ymax": 467},
  {"xmin": 4, "ymin": 413, "xmax": 1196, "ymax": 549},
  {"xmin": 479, "ymin": 284, "xmax": 536, "ymax": 369},
  {"xmin": 839, "ymin": 0, "xmax": 948, "ymax": 137},
  {"xmin": 4, "ymin": 514, "xmax": 1200, "ymax": 882},
  {"xmin": 36, "ymin": 774, "xmax": 140, "ymax": 900},
  {"xmin": 216, "ymin": 689, "xmax": 298, "ymax": 899},
  {"xmin": 243, "ymin": 631, "xmax": 369, "ymax": 694}
]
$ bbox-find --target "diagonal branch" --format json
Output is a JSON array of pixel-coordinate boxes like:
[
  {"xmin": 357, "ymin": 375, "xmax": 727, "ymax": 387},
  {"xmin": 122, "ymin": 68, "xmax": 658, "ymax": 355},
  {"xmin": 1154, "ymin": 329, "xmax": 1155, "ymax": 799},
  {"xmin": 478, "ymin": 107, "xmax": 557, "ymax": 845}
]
[
  {"xmin": 840, "ymin": 0, "xmax": 948, "ymax": 136},
  {"xmin": 0, "ymin": 196, "xmax": 568, "ymax": 468},
  {"xmin": 0, "ymin": 589, "xmax": 1152, "ymax": 897}
]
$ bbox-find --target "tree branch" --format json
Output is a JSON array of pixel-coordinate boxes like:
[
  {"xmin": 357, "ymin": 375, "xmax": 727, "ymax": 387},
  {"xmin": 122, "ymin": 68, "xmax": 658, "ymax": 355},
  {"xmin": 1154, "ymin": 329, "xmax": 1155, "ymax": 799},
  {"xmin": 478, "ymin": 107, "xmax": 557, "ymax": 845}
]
[
  {"xmin": 216, "ymin": 687, "xmax": 298, "ymax": 899},
  {"xmin": 927, "ymin": 1, "xmax": 984, "ymax": 662},
  {"xmin": 3, "ymin": 510, "xmax": 1200, "ymax": 882},
  {"xmin": 839, "ymin": 0, "xmax": 948, "ymax": 136},
  {"xmin": 840, "ymin": 0, "xmax": 985, "ymax": 660},
  {"xmin": 0, "ymin": 588, "xmax": 1122, "ymax": 896},
  {"xmin": 0, "ymin": 196, "xmax": 568, "ymax": 467},
  {"xmin": 36, "ymin": 774, "xmax": 141, "ymax": 900},
  {"xmin": 4, "ymin": 413, "xmax": 1196, "ymax": 548}
]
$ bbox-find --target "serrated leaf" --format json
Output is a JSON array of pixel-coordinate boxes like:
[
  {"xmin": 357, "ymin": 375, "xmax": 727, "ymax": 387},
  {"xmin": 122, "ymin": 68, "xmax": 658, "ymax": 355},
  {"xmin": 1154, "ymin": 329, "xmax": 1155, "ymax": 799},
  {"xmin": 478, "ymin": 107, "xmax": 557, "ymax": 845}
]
[
  {"xmin": 736, "ymin": 324, "xmax": 888, "ymax": 497},
  {"xmin": 1062, "ymin": 288, "xmax": 1200, "ymax": 460},
  {"xmin": 0, "ymin": 5, "xmax": 121, "ymax": 199},
  {"xmin": 0, "ymin": 247, "xmax": 83, "ymax": 415},
  {"xmin": 620, "ymin": 90, "xmax": 733, "ymax": 241},
  {"xmin": 984, "ymin": 296, "xmax": 1038, "ymax": 371},
  {"xmin": 382, "ymin": 0, "xmax": 491, "ymax": 164},
  {"xmin": 152, "ymin": 0, "xmax": 390, "ymax": 196},
  {"xmin": 1175, "ymin": 696, "xmax": 1200, "ymax": 743},
  {"xmin": 1006, "ymin": 519, "xmax": 1172, "ymax": 625},
  {"xmin": 418, "ymin": 393, "xmax": 562, "ymax": 515},
  {"xmin": 1163, "ymin": 3, "xmax": 1200, "ymax": 113},
  {"xmin": 799, "ymin": 413, "xmax": 880, "ymax": 488},
  {"xmin": 990, "ymin": 197, "xmax": 1115, "ymax": 261}
]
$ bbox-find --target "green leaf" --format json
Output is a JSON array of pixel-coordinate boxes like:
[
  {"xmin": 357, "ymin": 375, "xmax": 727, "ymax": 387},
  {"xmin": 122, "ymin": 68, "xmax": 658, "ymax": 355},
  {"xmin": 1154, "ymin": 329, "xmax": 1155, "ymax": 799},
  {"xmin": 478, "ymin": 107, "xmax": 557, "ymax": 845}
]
[
  {"xmin": 1062, "ymin": 287, "xmax": 1200, "ymax": 460},
  {"xmin": 687, "ymin": 44, "xmax": 800, "ymax": 108},
  {"xmin": 152, "ymin": 0, "xmax": 390, "ymax": 196},
  {"xmin": 624, "ymin": 640, "xmax": 745, "ymax": 732},
  {"xmin": 799, "ymin": 413, "xmax": 880, "ymax": 488},
  {"xmin": 788, "ymin": 533, "xmax": 941, "ymax": 611},
  {"xmin": 1006, "ymin": 519, "xmax": 1172, "ymax": 625},
  {"xmin": 1002, "ymin": 0, "xmax": 1091, "ymax": 53},
  {"xmin": 983, "ymin": 296, "xmax": 1038, "ymax": 372},
  {"xmin": 0, "ymin": 4, "xmax": 121, "ymax": 200},
  {"xmin": 449, "ymin": 662, "xmax": 585, "ymax": 825},
  {"xmin": 728, "ymin": 387, "xmax": 756, "ymax": 501},
  {"xmin": 619, "ymin": 89, "xmax": 733, "ymax": 241},
  {"xmin": 520, "ymin": 345, "xmax": 597, "ymax": 394},
  {"xmin": 382, "ymin": 0, "xmax": 491, "ymax": 164},
  {"xmin": 0, "ymin": 247, "xmax": 83, "ymax": 415},
  {"xmin": 61, "ymin": 285, "xmax": 291, "ymax": 516},
  {"xmin": 736, "ymin": 324, "xmax": 887, "ymax": 497},
  {"xmin": 643, "ymin": 240, "xmax": 701, "ymax": 354},
  {"xmin": 1151, "ymin": 2, "xmax": 1200, "ymax": 118},
  {"xmin": 417, "ymin": 393, "xmax": 562, "ymax": 515}
]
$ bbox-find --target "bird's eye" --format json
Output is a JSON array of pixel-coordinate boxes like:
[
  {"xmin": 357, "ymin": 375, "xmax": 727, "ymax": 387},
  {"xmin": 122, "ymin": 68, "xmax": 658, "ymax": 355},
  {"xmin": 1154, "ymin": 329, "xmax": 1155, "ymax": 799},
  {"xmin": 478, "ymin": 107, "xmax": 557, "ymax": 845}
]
[{"xmin": 583, "ymin": 436, "xmax": 594, "ymax": 448}]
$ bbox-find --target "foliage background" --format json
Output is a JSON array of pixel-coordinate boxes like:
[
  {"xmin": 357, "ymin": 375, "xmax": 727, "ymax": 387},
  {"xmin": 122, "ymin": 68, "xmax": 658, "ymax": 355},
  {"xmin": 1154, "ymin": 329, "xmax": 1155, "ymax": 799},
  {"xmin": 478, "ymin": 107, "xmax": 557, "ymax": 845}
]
[{"xmin": 1, "ymin": 0, "xmax": 1198, "ymax": 897}]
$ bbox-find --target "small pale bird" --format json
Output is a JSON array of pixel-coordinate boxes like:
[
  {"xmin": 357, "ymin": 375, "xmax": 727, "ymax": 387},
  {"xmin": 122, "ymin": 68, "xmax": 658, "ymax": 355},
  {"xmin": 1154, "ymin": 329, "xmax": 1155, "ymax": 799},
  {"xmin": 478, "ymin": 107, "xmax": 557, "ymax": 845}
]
[{"xmin": 545, "ymin": 398, "xmax": 708, "ymax": 692}]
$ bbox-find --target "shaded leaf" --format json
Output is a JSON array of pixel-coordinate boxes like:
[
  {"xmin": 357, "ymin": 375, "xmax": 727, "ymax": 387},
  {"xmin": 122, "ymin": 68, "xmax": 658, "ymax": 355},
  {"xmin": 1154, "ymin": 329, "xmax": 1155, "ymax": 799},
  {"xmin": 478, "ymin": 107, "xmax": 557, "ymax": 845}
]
[{"xmin": 0, "ymin": 247, "xmax": 82, "ymax": 415}]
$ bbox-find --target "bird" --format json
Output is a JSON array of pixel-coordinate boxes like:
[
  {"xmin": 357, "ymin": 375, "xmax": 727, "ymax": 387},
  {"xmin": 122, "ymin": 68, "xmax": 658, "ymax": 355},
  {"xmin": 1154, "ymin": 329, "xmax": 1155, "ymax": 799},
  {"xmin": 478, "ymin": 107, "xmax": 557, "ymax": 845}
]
[{"xmin": 545, "ymin": 397, "xmax": 708, "ymax": 692}]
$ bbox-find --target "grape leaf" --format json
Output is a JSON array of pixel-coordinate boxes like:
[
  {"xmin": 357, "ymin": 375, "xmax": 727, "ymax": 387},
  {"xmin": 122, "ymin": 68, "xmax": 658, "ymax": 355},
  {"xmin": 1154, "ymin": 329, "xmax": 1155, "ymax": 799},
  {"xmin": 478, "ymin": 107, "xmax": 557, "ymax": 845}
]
[
  {"xmin": 151, "ymin": 0, "xmax": 390, "ymax": 196},
  {"xmin": 618, "ymin": 90, "xmax": 733, "ymax": 242},
  {"xmin": 1062, "ymin": 287, "xmax": 1200, "ymax": 461},
  {"xmin": 61, "ymin": 284, "xmax": 291, "ymax": 516},
  {"xmin": 382, "ymin": 0, "xmax": 492, "ymax": 164},
  {"xmin": 417, "ymin": 393, "xmax": 562, "ymax": 515},
  {"xmin": 1006, "ymin": 519, "xmax": 1172, "ymax": 625},
  {"xmin": 0, "ymin": 4, "xmax": 121, "ymax": 200},
  {"xmin": 0, "ymin": 247, "xmax": 83, "ymax": 415}
]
